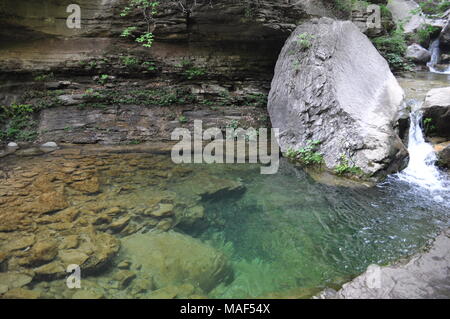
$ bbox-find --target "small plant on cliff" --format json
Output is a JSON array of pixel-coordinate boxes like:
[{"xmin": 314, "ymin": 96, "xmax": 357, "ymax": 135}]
[
  {"xmin": 334, "ymin": 154, "xmax": 363, "ymax": 176},
  {"xmin": 0, "ymin": 104, "xmax": 37, "ymax": 142},
  {"xmin": 97, "ymin": 74, "xmax": 110, "ymax": 85},
  {"xmin": 296, "ymin": 33, "xmax": 314, "ymax": 50},
  {"xmin": 286, "ymin": 140, "xmax": 324, "ymax": 166},
  {"xmin": 423, "ymin": 117, "xmax": 436, "ymax": 135}
]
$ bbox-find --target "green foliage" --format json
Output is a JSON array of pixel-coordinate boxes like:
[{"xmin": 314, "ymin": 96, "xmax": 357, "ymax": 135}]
[
  {"xmin": 242, "ymin": 93, "xmax": 267, "ymax": 108},
  {"xmin": 33, "ymin": 73, "xmax": 54, "ymax": 82},
  {"xmin": 178, "ymin": 115, "xmax": 188, "ymax": 123},
  {"xmin": 334, "ymin": 154, "xmax": 363, "ymax": 176},
  {"xmin": 296, "ymin": 33, "xmax": 314, "ymax": 50},
  {"xmin": 120, "ymin": 56, "xmax": 139, "ymax": 67},
  {"xmin": 176, "ymin": 59, "xmax": 206, "ymax": 80},
  {"xmin": 98, "ymin": 74, "xmax": 110, "ymax": 85},
  {"xmin": 423, "ymin": 117, "xmax": 436, "ymax": 135},
  {"xmin": 372, "ymin": 24, "xmax": 412, "ymax": 71},
  {"xmin": 416, "ymin": 0, "xmax": 450, "ymax": 15},
  {"xmin": 286, "ymin": 140, "xmax": 324, "ymax": 166},
  {"xmin": 0, "ymin": 104, "xmax": 38, "ymax": 142},
  {"xmin": 120, "ymin": 1, "xmax": 159, "ymax": 48},
  {"xmin": 413, "ymin": 24, "xmax": 441, "ymax": 45},
  {"xmin": 136, "ymin": 32, "xmax": 154, "ymax": 48}
]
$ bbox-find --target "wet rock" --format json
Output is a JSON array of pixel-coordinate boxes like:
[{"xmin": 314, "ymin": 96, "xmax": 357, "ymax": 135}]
[
  {"xmin": 145, "ymin": 203, "xmax": 174, "ymax": 218},
  {"xmin": 3, "ymin": 288, "xmax": 41, "ymax": 299},
  {"xmin": 117, "ymin": 260, "xmax": 131, "ymax": 270},
  {"xmin": 59, "ymin": 235, "xmax": 79, "ymax": 249},
  {"xmin": 422, "ymin": 87, "xmax": 450, "ymax": 138},
  {"xmin": 58, "ymin": 250, "xmax": 89, "ymax": 266},
  {"xmin": 27, "ymin": 241, "xmax": 58, "ymax": 265},
  {"xmin": 0, "ymin": 272, "xmax": 33, "ymax": 291},
  {"xmin": 112, "ymin": 270, "xmax": 136, "ymax": 289},
  {"xmin": 318, "ymin": 229, "xmax": 450, "ymax": 299},
  {"xmin": 406, "ymin": 44, "xmax": 431, "ymax": 64},
  {"xmin": 437, "ymin": 144, "xmax": 450, "ymax": 168},
  {"xmin": 121, "ymin": 231, "xmax": 233, "ymax": 292},
  {"xmin": 70, "ymin": 177, "xmax": 100, "ymax": 194},
  {"xmin": 147, "ymin": 284, "xmax": 197, "ymax": 299},
  {"xmin": 40, "ymin": 142, "xmax": 58, "ymax": 148},
  {"xmin": 268, "ymin": 18, "xmax": 407, "ymax": 179},
  {"xmin": 34, "ymin": 261, "xmax": 65, "ymax": 277},
  {"xmin": 109, "ymin": 216, "xmax": 131, "ymax": 233},
  {"xmin": 441, "ymin": 19, "xmax": 450, "ymax": 49},
  {"xmin": 72, "ymin": 290, "xmax": 104, "ymax": 299}
]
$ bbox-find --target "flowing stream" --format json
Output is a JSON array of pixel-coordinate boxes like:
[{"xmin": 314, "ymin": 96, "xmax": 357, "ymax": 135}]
[
  {"xmin": 396, "ymin": 108, "xmax": 448, "ymax": 193},
  {"xmin": 428, "ymin": 38, "xmax": 450, "ymax": 74}
]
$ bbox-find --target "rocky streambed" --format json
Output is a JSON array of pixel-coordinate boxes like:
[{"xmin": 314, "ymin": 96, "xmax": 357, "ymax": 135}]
[{"xmin": 0, "ymin": 142, "xmax": 449, "ymax": 299}]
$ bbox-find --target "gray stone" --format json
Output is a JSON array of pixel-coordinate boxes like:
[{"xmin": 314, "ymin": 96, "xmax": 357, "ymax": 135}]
[
  {"xmin": 387, "ymin": 0, "xmax": 426, "ymax": 34},
  {"xmin": 437, "ymin": 144, "xmax": 450, "ymax": 168},
  {"xmin": 268, "ymin": 18, "xmax": 407, "ymax": 179},
  {"xmin": 40, "ymin": 142, "xmax": 58, "ymax": 148},
  {"xmin": 318, "ymin": 229, "xmax": 450, "ymax": 299},
  {"xmin": 440, "ymin": 18, "xmax": 450, "ymax": 49},
  {"xmin": 406, "ymin": 44, "xmax": 431, "ymax": 64},
  {"xmin": 7, "ymin": 142, "xmax": 18, "ymax": 148},
  {"xmin": 422, "ymin": 87, "xmax": 450, "ymax": 138}
]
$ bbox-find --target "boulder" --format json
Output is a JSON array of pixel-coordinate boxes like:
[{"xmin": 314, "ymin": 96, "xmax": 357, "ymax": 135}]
[
  {"xmin": 121, "ymin": 231, "xmax": 233, "ymax": 292},
  {"xmin": 317, "ymin": 229, "xmax": 450, "ymax": 299},
  {"xmin": 387, "ymin": 0, "xmax": 426, "ymax": 33},
  {"xmin": 268, "ymin": 18, "xmax": 408, "ymax": 179},
  {"xmin": 406, "ymin": 44, "xmax": 431, "ymax": 64},
  {"xmin": 441, "ymin": 19, "xmax": 450, "ymax": 49},
  {"xmin": 422, "ymin": 87, "xmax": 450, "ymax": 138},
  {"xmin": 437, "ymin": 144, "xmax": 450, "ymax": 168}
]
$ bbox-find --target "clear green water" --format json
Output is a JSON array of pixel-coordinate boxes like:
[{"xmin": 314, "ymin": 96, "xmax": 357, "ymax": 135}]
[
  {"xmin": 2, "ymin": 151, "xmax": 449, "ymax": 298},
  {"xmin": 185, "ymin": 159, "xmax": 450, "ymax": 298}
]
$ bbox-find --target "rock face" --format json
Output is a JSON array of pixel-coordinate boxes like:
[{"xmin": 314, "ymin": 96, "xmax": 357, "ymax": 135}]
[
  {"xmin": 422, "ymin": 87, "xmax": 450, "ymax": 138},
  {"xmin": 268, "ymin": 18, "xmax": 408, "ymax": 178},
  {"xmin": 441, "ymin": 19, "xmax": 450, "ymax": 49},
  {"xmin": 317, "ymin": 229, "xmax": 450, "ymax": 299},
  {"xmin": 387, "ymin": 0, "xmax": 425, "ymax": 34},
  {"xmin": 121, "ymin": 231, "xmax": 234, "ymax": 293},
  {"xmin": 437, "ymin": 144, "xmax": 450, "ymax": 168},
  {"xmin": 406, "ymin": 44, "xmax": 431, "ymax": 64}
]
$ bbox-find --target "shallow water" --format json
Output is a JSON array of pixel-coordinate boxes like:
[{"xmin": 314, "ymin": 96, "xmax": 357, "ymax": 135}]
[{"xmin": 1, "ymin": 147, "xmax": 449, "ymax": 299}]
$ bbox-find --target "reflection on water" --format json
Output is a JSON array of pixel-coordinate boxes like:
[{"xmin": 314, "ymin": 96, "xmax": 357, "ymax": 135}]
[{"xmin": 0, "ymin": 148, "xmax": 448, "ymax": 299}]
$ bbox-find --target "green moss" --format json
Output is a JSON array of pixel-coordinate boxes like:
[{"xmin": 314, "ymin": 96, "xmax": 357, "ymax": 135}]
[
  {"xmin": 334, "ymin": 154, "xmax": 363, "ymax": 176},
  {"xmin": 286, "ymin": 140, "xmax": 324, "ymax": 167}
]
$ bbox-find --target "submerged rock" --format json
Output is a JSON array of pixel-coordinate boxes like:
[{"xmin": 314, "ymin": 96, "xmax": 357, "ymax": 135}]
[
  {"xmin": 121, "ymin": 231, "xmax": 234, "ymax": 293},
  {"xmin": 317, "ymin": 229, "xmax": 450, "ymax": 299},
  {"xmin": 268, "ymin": 18, "xmax": 407, "ymax": 179}
]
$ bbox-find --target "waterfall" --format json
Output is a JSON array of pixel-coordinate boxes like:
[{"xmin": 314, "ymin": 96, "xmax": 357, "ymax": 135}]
[
  {"xmin": 396, "ymin": 107, "xmax": 447, "ymax": 192},
  {"xmin": 427, "ymin": 38, "xmax": 450, "ymax": 74}
]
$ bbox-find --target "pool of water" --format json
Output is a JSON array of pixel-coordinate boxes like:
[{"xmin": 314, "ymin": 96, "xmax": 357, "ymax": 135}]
[{"xmin": 1, "ymin": 148, "xmax": 448, "ymax": 299}]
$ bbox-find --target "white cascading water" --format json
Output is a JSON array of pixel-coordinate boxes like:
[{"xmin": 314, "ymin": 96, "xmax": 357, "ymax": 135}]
[
  {"xmin": 397, "ymin": 106, "xmax": 446, "ymax": 192},
  {"xmin": 427, "ymin": 38, "xmax": 450, "ymax": 74}
]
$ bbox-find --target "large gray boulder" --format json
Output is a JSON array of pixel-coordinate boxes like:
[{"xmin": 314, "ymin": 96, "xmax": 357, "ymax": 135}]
[
  {"xmin": 422, "ymin": 87, "xmax": 450, "ymax": 138},
  {"xmin": 406, "ymin": 43, "xmax": 431, "ymax": 64},
  {"xmin": 268, "ymin": 18, "xmax": 408, "ymax": 179}
]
